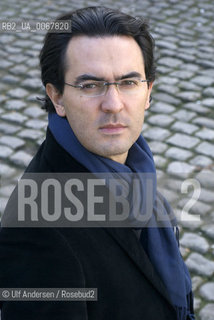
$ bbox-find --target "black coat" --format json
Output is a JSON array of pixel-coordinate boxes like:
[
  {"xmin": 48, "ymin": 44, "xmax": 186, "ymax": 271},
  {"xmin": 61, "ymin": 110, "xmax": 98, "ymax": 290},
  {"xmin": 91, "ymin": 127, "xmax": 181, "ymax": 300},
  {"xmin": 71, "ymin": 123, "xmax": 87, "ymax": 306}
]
[{"xmin": 0, "ymin": 128, "xmax": 178, "ymax": 319}]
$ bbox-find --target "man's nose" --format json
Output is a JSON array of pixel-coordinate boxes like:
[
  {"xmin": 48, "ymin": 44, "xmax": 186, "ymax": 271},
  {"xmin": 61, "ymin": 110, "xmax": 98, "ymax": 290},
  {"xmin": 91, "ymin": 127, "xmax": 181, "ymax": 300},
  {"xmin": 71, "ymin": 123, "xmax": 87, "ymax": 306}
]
[{"xmin": 100, "ymin": 85, "xmax": 124, "ymax": 113}]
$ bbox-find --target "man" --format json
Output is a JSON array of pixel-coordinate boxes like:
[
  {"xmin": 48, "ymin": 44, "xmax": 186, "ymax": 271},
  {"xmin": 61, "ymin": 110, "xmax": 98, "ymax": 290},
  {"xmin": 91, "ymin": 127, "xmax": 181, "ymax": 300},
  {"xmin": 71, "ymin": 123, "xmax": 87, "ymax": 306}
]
[{"xmin": 0, "ymin": 6, "xmax": 195, "ymax": 319}]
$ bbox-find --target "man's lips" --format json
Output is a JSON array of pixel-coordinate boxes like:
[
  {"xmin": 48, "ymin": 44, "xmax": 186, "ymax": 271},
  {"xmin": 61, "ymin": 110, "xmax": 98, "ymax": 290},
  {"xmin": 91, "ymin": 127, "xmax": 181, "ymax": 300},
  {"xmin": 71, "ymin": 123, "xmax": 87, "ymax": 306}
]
[{"xmin": 99, "ymin": 123, "xmax": 127, "ymax": 134}]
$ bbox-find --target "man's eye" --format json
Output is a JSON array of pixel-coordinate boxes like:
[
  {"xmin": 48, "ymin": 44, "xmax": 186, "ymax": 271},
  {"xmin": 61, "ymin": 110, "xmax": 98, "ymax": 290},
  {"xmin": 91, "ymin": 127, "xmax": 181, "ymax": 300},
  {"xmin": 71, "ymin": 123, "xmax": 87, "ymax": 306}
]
[
  {"xmin": 120, "ymin": 80, "xmax": 138, "ymax": 86},
  {"xmin": 81, "ymin": 83, "xmax": 98, "ymax": 89}
]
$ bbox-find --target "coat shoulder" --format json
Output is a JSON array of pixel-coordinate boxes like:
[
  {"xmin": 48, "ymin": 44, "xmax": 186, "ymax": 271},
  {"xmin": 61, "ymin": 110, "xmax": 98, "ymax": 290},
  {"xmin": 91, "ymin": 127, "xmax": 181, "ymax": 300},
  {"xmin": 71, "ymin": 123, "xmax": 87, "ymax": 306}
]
[{"xmin": 26, "ymin": 127, "xmax": 88, "ymax": 173}]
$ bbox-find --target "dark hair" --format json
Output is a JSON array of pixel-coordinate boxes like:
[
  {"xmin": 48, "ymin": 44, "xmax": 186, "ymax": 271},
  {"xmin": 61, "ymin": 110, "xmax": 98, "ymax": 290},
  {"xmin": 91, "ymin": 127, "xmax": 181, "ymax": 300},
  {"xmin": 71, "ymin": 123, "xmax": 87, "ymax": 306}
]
[{"xmin": 39, "ymin": 6, "xmax": 156, "ymax": 112}]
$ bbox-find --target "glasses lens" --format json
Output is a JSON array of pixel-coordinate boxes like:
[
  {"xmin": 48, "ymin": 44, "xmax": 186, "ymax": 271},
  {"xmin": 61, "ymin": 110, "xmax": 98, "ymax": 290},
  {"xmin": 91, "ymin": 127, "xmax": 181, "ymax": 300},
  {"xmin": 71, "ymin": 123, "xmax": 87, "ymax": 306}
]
[
  {"xmin": 79, "ymin": 79, "xmax": 145, "ymax": 97},
  {"xmin": 80, "ymin": 82, "xmax": 105, "ymax": 97},
  {"xmin": 118, "ymin": 79, "xmax": 141, "ymax": 95}
]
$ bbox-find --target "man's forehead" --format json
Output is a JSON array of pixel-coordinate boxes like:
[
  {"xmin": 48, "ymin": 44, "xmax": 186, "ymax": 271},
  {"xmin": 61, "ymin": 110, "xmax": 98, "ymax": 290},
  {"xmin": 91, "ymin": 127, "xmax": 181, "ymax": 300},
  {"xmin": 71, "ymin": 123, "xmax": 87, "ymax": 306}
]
[
  {"xmin": 66, "ymin": 34, "xmax": 140, "ymax": 49},
  {"xmin": 64, "ymin": 35, "xmax": 145, "ymax": 76}
]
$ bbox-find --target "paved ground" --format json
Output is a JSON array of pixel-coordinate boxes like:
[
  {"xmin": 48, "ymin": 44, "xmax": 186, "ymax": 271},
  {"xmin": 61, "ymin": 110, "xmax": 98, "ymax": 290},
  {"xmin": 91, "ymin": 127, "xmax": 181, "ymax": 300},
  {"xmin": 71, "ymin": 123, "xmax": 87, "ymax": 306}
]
[{"xmin": 0, "ymin": 0, "xmax": 214, "ymax": 319}]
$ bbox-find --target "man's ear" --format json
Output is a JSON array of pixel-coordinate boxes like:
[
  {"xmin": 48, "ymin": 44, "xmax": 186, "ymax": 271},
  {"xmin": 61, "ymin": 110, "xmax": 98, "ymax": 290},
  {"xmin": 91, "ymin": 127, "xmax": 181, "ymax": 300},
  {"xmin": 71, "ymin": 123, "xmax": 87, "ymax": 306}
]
[
  {"xmin": 145, "ymin": 82, "xmax": 153, "ymax": 110},
  {"xmin": 46, "ymin": 83, "xmax": 66, "ymax": 117}
]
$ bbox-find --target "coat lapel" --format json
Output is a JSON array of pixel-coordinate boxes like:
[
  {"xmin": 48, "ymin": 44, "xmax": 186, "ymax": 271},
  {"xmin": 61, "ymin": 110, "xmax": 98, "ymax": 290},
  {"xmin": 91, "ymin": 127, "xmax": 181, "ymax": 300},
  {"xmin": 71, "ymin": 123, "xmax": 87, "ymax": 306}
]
[{"xmin": 105, "ymin": 227, "xmax": 173, "ymax": 307}]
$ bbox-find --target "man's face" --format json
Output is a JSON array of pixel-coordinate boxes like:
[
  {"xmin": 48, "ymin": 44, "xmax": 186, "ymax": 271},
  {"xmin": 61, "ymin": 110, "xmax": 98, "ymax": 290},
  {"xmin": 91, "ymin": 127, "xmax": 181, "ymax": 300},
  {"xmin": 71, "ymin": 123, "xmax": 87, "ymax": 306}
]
[{"xmin": 49, "ymin": 35, "xmax": 152, "ymax": 164}]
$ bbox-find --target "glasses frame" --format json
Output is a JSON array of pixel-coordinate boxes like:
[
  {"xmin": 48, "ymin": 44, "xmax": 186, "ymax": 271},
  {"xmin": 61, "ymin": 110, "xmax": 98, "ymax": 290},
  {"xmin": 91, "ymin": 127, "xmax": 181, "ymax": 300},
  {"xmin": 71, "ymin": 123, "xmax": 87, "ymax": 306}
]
[{"xmin": 64, "ymin": 79, "xmax": 150, "ymax": 97}]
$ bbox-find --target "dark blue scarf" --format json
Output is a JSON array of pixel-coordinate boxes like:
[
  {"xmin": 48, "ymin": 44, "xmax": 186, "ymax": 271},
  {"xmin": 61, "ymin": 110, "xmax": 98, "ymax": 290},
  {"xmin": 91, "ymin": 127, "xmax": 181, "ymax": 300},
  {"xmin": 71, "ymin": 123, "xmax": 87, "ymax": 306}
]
[{"xmin": 48, "ymin": 113, "xmax": 195, "ymax": 320}]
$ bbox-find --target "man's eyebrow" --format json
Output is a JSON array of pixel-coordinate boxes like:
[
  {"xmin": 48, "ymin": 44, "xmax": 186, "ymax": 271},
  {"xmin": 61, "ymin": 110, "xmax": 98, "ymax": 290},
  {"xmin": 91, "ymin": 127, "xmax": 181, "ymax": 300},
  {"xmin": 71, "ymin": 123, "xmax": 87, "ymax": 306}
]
[
  {"xmin": 115, "ymin": 72, "xmax": 142, "ymax": 80},
  {"xmin": 74, "ymin": 71, "xmax": 143, "ymax": 84},
  {"xmin": 74, "ymin": 74, "xmax": 106, "ymax": 84}
]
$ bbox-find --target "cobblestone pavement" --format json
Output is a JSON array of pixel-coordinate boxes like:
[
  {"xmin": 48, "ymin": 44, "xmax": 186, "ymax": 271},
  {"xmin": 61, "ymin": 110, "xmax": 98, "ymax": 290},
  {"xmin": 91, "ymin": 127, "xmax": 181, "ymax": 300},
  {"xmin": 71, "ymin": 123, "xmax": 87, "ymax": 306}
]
[{"xmin": 0, "ymin": 0, "xmax": 214, "ymax": 318}]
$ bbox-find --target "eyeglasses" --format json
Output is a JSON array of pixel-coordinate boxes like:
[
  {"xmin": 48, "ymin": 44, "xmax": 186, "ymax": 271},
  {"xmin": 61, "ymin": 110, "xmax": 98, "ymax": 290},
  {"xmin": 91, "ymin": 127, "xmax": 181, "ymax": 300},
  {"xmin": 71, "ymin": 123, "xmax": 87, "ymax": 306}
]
[{"xmin": 64, "ymin": 79, "xmax": 149, "ymax": 97}]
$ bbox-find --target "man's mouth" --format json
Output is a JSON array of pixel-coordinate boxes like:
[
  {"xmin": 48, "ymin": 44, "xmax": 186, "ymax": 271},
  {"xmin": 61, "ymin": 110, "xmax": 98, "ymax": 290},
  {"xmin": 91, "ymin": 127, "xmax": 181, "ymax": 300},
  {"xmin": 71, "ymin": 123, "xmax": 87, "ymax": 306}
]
[{"xmin": 99, "ymin": 123, "xmax": 127, "ymax": 134}]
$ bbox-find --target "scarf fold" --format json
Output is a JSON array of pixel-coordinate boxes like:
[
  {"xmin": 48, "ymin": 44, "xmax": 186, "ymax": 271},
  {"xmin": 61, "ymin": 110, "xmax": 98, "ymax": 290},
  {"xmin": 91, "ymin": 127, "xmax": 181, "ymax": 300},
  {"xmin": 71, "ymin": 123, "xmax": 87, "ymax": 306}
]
[{"xmin": 48, "ymin": 113, "xmax": 194, "ymax": 320}]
